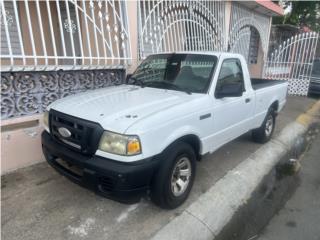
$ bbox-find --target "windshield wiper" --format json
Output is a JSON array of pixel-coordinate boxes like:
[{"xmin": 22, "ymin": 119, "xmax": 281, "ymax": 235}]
[{"xmin": 144, "ymin": 81, "xmax": 192, "ymax": 95}]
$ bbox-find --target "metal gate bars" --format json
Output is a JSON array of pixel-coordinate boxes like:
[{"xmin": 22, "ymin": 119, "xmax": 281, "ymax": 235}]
[
  {"xmin": 138, "ymin": 0, "xmax": 227, "ymax": 58},
  {"xmin": 264, "ymin": 32, "xmax": 319, "ymax": 96}
]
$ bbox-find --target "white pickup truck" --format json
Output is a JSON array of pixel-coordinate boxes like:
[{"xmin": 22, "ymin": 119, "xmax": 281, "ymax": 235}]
[{"xmin": 42, "ymin": 52, "xmax": 287, "ymax": 209}]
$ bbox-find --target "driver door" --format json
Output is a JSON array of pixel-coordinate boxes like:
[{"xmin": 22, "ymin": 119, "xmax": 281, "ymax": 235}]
[{"xmin": 211, "ymin": 58, "xmax": 254, "ymax": 149}]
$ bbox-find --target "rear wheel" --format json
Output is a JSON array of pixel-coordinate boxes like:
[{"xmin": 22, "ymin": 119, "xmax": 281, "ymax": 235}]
[
  {"xmin": 252, "ymin": 108, "xmax": 276, "ymax": 143},
  {"xmin": 151, "ymin": 142, "xmax": 196, "ymax": 209}
]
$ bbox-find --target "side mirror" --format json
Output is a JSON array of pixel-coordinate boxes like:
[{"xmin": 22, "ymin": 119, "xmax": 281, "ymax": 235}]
[
  {"xmin": 215, "ymin": 82, "xmax": 243, "ymax": 99},
  {"xmin": 126, "ymin": 74, "xmax": 132, "ymax": 83}
]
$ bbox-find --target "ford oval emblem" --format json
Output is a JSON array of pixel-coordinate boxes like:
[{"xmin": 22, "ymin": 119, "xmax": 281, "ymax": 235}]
[{"xmin": 58, "ymin": 127, "xmax": 72, "ymax": 138}]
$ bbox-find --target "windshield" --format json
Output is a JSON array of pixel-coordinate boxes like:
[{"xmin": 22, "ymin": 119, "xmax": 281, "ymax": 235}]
[{"xmin": 129, "ymin": 53, "xmax": 218, "ymax": 93}]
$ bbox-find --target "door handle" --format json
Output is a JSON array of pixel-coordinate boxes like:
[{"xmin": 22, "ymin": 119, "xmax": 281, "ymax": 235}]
[{"xmin": 245, "ymin": 98, "xmax": 251, "ymax": 103}]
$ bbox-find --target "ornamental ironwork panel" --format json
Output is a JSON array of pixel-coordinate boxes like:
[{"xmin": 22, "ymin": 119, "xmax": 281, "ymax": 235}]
[
  {"xmin": 1, "ymin": 69, "xmax": 125, "ymax": 119},
  {"xmin": 228, "ymin": 2, "xmax": 270, "ymax": 61},
  {"xmin": 0, "ymin": 0, "xmax": 132, "ymax": 71},
  {"xmin": 264, "ymin": 32, "xmax": 319, "ymax": 96},
  {"xmin": 138, "ymin": 0, "xmax": 226, "ymax": 59}
]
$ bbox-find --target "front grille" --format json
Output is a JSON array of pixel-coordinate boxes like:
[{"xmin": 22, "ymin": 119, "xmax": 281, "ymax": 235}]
[{"xmin": 49, "ymin": 109, "xmax": 104, "ymax": 155}]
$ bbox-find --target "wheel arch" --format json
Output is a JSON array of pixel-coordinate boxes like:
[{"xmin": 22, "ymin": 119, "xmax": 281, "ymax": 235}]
[
  {"xmin": 162, "ymin": 134, "xmax": 202, "ymax": 161},
  {"xmin": 270, "ymin": 100, "xmax": 279, "ymax": 113}
]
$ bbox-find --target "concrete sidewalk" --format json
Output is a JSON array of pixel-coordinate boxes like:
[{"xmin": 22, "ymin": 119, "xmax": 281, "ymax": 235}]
[
  {"xmin": 258, "ymin": 130, "xmax": 320, "ymax": 240},
  {"xmin": 1, "ymin": 96, "xmax": 316, "ymax": 240}
]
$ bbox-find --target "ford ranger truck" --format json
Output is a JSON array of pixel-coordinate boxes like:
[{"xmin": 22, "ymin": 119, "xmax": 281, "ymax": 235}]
[{"xmin": 42, "ymin": 52, "xmax": 288, "ymax": 209}]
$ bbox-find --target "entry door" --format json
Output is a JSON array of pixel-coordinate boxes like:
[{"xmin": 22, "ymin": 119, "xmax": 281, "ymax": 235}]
[{"xmin": 211, "ymin": 59, "xmax": 254, "ymax": 149}]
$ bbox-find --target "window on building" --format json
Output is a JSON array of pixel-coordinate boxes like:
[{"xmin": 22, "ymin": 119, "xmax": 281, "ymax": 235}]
[{"xmin": 1, "ymin": 1, "xmax": 22, "ymax": 56}]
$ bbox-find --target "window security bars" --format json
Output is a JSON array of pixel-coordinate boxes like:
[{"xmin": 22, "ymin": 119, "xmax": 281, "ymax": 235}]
[{"xmin": 0, "ymin": 0, "xmax": 132, "ymax": 72}]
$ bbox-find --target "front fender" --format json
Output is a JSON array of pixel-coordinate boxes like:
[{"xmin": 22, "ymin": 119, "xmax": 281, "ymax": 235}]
[{"xmin": 159, "ymin": 125, "xmax": 202, "ymax": 154}]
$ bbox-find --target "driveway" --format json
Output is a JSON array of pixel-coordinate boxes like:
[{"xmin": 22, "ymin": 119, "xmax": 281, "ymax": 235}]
[{"xmin": 1, "ymin": 96, "xmax": 316, "ymax": 240}]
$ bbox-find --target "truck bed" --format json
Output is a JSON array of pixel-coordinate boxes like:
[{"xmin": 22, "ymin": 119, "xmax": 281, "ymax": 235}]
[{"xmin": 251, "ymin": 78, "xmax": 285, "ymax": 90}]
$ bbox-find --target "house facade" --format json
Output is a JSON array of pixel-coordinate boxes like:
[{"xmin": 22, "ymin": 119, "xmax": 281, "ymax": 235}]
[{"xmin": 0, "ymin": 0, "xmax": 283, "ymax": 174}]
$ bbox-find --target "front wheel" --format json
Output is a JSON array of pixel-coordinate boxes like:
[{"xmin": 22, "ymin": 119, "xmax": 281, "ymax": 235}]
[
  {"xmin": 252, "ymin": 109, "xmax": 276, "ymax": 143},
  {"xmin": 151, "ymin": 142, "xmax": 196, "ymax": 209}
]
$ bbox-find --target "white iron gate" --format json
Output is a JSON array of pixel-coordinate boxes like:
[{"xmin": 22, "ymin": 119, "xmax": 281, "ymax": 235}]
[
  {"xmin": 264, "ymin": 32, "xmax": 319, "ymax": 96},
  {"xmin": 138, "ymin": 0, "xmax": 227, "ymax": 59},
  {"xmin": 228, "ymin": 2, "xmax": 271, "ymax": 63},
  {"xmin": 138, "ymin": 1, "xmax": 272, "ymax": 65}
]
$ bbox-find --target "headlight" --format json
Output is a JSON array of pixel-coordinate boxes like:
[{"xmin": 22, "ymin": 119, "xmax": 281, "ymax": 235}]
[
  {"xmin": 98, "ymin": 131, "xmax": 141, "ymax": 156},
  {"xmin": 43, "ymin": 111, "xmax": 49, "ymax": 128}
]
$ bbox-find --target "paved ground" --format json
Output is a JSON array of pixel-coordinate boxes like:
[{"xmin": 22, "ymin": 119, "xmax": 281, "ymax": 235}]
[
  {"xmin": 1, "ymin": 96, "xmax": 316, "ymax": 240},
  {"xmin": 258, "ymin": 128, "xmax": 320, "ymax": 240}
]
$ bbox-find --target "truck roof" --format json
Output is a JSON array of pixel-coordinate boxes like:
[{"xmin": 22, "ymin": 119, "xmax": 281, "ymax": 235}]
[{"xmin": 146, "ymin": 51, "xmax": 244, "ymax": 59}]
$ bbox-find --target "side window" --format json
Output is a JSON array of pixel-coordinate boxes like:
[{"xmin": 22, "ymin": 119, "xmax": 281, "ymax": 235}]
[{"xmin": 215, "ymin": 59, "xmax": 245, "ymax": 94}]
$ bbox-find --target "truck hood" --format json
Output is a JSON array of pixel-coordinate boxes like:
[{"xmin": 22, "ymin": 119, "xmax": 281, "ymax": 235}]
[{"xmin": 48, "ymin": 85, "xmax": 195, "ymax": 133}]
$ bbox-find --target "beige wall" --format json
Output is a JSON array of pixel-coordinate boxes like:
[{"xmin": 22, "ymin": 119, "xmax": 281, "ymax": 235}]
[
  {"xmin": 127, "ymin": 1, "xmax": 138, "ymax": 73},
  {"xmin": 1, "ymin": 115, "xmax": 45, "ymax": 174}
]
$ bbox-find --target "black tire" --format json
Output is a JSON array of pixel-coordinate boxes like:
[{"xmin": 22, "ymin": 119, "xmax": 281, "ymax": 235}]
[
  {"xmin": 252, "ymin": 108, "xmax": 276, "ymax": 143},
  {"xmin": 151, "ymin": 142, "xmax": 196, "ymax": 209}
]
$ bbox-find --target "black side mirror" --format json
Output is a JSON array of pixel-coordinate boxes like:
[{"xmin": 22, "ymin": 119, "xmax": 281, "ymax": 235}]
[
  {"xmin": 126, "ymin": 74, "xmax": 132, "ymax": 83},
  {"xmin": 215, "ymin": 82, "xmax": 243, "ymax": 99}
]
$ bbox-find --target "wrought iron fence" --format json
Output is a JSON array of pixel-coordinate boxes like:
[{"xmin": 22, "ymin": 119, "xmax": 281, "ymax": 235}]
[
  {"xmin": 138, "ymin": 1, "xmax": 271, "ymax": 63},
  {"xmin": 0, "ymin": 0, "xmax": 132, "ymax": 71},
  {"xmin": 138, "ymin": 0, "xmax": 227, "ymax": 59},
  {"xmin": 264, "ymin": 32, "xmax": 319, "ymax": 96},
  {"xmin": 228, "ymin": 2, "xmax": 270, "ymax": 62}
]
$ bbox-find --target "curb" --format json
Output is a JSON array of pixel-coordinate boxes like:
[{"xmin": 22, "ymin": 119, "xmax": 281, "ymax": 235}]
[{"xmin": 151, "ymin": 100, "xmax": 320, "ymax": 240}]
